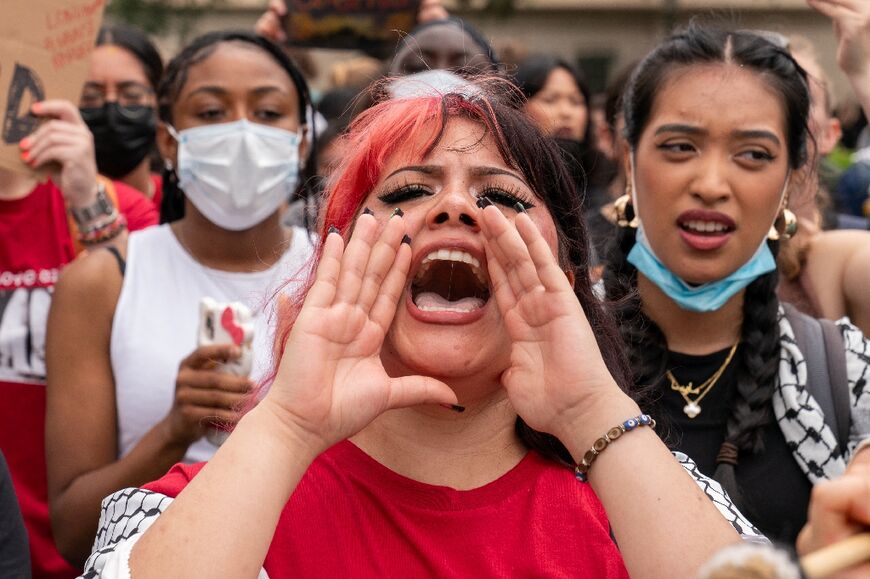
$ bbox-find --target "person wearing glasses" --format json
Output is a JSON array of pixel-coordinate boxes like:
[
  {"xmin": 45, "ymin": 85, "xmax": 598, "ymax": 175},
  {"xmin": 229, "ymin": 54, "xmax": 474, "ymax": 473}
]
[{"xmin": 80, "ymin": 25, "xmax": 165, "ymax": 208}]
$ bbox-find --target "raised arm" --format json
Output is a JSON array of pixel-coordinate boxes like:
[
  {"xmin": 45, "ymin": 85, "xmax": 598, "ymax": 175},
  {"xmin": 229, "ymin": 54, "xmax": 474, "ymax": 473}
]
[
  {"xmin": 477, "ymin": 205, "xmax": 742, "ymax": 579},
  {"xmin": 808, "ymin": 0, "xmax": 870, "ymax": 118},
  {"xmin": 20, "ymin": 100, "xmax": 128, "ymax": 251}
]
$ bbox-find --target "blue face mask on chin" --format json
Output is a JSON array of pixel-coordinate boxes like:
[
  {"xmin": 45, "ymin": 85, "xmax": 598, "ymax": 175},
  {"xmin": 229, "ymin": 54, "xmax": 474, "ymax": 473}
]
[{"xmin": 627, "ymin": 227, "xmax": 776, "ymax": 313}]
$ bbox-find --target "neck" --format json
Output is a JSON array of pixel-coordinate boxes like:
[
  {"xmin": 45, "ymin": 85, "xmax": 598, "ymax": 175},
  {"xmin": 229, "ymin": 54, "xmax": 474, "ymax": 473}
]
[
  {"xmin": 0, "ymin": 169, "xmax": 39, "ymax": 201},
  {"xmin": 638, "ymin": 273, "xmax": 743, "ymax": 355},
  {"xmin": 120, "ymin": 159, "xmax": 154, "ymax": 199},
  {"xmin": 171, "ymin": 206, "xmax": 289, "ymax": 272},
  {"xmin": 352, "ymin": 385, "xmax": 526, "ymax": 490}
]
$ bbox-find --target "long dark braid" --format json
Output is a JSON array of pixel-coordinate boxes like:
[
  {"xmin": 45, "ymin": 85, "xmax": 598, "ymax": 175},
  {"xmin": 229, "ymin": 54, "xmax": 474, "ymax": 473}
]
[
  {"xmin": 713, "ymin": 250, "xmax": 781, "ymax": 508},
  {"xmin": 602, "ymin": 225, "xmax": 669, "ymax": 417}
]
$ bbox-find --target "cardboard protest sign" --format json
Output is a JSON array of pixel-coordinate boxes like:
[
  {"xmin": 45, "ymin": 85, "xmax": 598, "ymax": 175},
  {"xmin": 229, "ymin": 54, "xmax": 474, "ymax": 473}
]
[
  {"xmin": 0, "ymin": 0, "xmax": 105, "ymax": 175},
  {"xmin": 284, "ymin": 0, "xmax": 420, "ymax": 59}
]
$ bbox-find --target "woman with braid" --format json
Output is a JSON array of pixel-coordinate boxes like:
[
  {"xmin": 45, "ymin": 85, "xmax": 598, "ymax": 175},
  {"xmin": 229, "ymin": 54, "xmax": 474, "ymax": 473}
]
[{"xmin": 602, "ymin": 24, "xmax": 870, "ymax": 545}]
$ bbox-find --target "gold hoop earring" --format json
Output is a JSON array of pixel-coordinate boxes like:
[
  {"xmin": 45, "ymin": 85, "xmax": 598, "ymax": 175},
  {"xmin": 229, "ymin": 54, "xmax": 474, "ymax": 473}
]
[
  {"xmin": 613, "ymin": 193, "xmax": 638, "ymax": 228},
  {"xmin": 767, "ymin": 208, "xmax": 798, "ymax": 240}
]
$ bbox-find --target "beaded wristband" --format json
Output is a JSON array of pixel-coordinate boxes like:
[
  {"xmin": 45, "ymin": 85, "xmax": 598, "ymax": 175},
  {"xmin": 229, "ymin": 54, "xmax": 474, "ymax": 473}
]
[
  {"xmin": 78, "ymin": 213, "xmax": 127, "ymax": 246},
  {"xmin": 574, "ymin": 414, "xmax": 655, "ymax": 482}
]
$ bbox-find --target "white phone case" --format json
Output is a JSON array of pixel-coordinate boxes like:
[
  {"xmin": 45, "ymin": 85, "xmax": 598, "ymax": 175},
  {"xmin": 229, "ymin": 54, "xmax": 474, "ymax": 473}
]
[{"xmin": 197, "ymin": 297, "xmax": 254, "ymax": 446}]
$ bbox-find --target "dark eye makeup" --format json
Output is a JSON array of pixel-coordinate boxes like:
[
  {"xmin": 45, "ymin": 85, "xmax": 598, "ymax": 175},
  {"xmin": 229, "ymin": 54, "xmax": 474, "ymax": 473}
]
[{"xmin": 376, "ymin": 180, "xmax": 536, "ymax": 212}]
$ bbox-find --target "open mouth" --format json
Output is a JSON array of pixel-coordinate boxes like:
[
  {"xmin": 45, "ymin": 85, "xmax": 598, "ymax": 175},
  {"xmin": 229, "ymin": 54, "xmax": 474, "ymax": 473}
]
[
  {"xmin": 678, "ymin": 219, "xmax": 735, "ymax": 236},
  {"xmin": 411, "ymin": 249, "xmax": 491, "ymax": 313}
]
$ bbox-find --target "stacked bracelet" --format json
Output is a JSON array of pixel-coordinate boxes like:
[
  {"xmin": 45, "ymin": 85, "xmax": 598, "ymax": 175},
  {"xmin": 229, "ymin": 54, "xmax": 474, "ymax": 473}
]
[
  {"xmin": 574, "ymin": 414, "xmax": 655, "ymax": 482},
  {"xmin": 78, "ymin": 213, "xmax": 127, "ymax": 245}
]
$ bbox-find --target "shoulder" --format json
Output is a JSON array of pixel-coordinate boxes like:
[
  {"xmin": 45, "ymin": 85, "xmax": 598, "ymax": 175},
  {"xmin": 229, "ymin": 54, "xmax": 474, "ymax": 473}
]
[
  {"xmin": 804, "ymin": 230, "xmax": 869, "ymax": 280},
  {"xmin": 55, "ymin": 238, "xmax": 127, "ymax": 300}
]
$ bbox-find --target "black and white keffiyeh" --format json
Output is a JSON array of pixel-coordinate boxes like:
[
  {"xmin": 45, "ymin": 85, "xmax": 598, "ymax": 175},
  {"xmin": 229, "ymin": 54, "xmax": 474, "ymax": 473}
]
[{"xmin": 773, "ymin": 309, "xmax": 870, "ymax": 483}]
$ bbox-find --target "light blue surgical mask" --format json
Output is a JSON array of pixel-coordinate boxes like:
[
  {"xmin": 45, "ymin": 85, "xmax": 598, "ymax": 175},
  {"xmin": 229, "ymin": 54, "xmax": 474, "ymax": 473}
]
[
  {"xmin": 625, "ymin": 154, "xmax": 785, "ymax": 313},
  {"xmin": 627, "ymin": 227, "xmax": 776, "ymax": 312}
]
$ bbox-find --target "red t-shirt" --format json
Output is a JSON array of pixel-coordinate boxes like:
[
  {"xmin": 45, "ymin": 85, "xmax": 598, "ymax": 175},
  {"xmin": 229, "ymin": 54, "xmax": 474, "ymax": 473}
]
[
  {"xmin": 112, "ymin": 179, "xmax": 158, "ymax": 232},
  {"xmin": 144, "ymin": 441, "xmax": 629, "ymax": 578},
  {"xmin": 150, "ymin": 173, "xmax": 163, "ymax": 211},
  {"xmin": 0, "ymin": 180, "xmax": 155, "ymax": 578},
  {"xmin": 0, "ymin": 181, "xmax": 79, "ymax": 578}
]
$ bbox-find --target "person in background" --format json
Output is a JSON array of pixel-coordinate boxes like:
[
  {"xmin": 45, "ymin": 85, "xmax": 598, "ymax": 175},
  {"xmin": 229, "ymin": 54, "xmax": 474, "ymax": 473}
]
[
  {"xmin": 777, "ymin": 0, "xmax": 870, "ymax": 333},
  {"xmin": 515, "ymin": 55, "xmax": 591, "ymax": 144},
  {"xmin": 0, "ymin": 451, "xmax": 30, "ymax": 579},
  {"xmin": 513, "ymin": 54, "xmax": 615, "ymax": 268},
  {"xmin": 81, "ymin": 25, "xmax": 164, "ymax": 207},
  {"xmin": 389, "ymin": 16, "xmax": 500, "ymax": 78},
  {"xmin": 602, "ymin": 25, "xmax": 869, "ymax": 545},
  {"xmin": 45, "ymin": 31, "xmax": 316, "ymax": 566},
  {"xmin": 1, "ymin": 97, "xmax": 155, "ymax": 579}
]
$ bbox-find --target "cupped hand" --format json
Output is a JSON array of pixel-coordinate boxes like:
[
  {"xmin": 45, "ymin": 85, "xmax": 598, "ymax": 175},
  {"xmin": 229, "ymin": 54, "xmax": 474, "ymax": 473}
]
[
  {"xmin": 19, "ymin": 100, "xmax": 98, "ymax": 205},
  {"xmin": 478, "ymin": 206, "xmax": 630, "ymax": 439},
  {"xmin": 263, "ymin": 213, "xmax": 458, "ymax": 452},
  {"xmin": 164, "ymin": 344, "xmax": 253, "ymax": 446},
  {"xmin": 808, "ymin": 0, "xmax": 870, "ymax": 77}
]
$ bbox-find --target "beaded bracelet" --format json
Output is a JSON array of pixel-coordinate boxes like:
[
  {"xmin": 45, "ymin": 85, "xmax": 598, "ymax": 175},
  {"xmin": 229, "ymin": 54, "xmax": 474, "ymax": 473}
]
[
  {"xmin": 574, "ymin": 414, "xmax": 656, "ymax": 482},
  {"xmin": 78, "ymin": 213, "xmax": 127, "ymax": 246}
]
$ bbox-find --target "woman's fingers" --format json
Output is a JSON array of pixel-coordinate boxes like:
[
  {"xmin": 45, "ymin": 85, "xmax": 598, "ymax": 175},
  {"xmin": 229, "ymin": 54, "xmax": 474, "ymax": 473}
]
[
  {"xmin": 333, "ymin": 214, "xmax": 379, "ymax": 305},
  {"xmin": 369, "ymin": 242, "xmax": 412, "ymax": 330},
  {"xmin": 303, "ymin": 231, "xmax": 344, "ymax": 309},
  {"xmin": 480, "ymin": 205, "xmax": 547, "ymax": 296},
  {"xmin": 514, "ymin": 213, "xmax": 572, "ymax": 293},
  {"xmin": 176, "ymin": 387, "xmax": 251, "ymax": 411},
  {"xmin": 385, "ymin": 375, "xmax": 457, "ymax": 411},
  {"xmin": 356, "ymin": 215, "xmax": 407, "ymax": 313},
  {"xmin": 484, "ymin": 246, "xmax": 518, "ymax": 312}
]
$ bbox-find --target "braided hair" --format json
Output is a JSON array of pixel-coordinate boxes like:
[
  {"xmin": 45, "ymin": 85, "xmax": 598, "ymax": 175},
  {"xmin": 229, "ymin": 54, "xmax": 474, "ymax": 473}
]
[
  {"xmin": 604, "ymin": 24, "xmax": 811, "ymax": 511},
  {"xmin": 156, "ymin": 30, "xmax": 315, "ymax": 225}
]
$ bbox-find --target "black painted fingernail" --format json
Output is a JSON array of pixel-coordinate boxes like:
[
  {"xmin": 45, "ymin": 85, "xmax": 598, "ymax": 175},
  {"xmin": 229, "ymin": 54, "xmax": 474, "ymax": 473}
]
[
  {"xmin": 514, "ymin": 202, "xmax": 527, "ymax": 214},
  {"xmin": 328, "ymin": 225, "xmax": 340, "ymax": 235},
  {"xmin": 362, "ymin": 207, "xmax": 374, "ymax": 216},
  {"xmin": 392, "ymin": 207, "xmax": 404, "ymax": 217},
  {"xmin": 476, "ymin": 196, "xmax": 492, "ymax": 208},
  {"xmin": 439, "ymin": 403, "xmax": 466, "ymax": 413},
  {"xmin": 401, "ymin": 234, "xmax": 412, "ymax": 245}
]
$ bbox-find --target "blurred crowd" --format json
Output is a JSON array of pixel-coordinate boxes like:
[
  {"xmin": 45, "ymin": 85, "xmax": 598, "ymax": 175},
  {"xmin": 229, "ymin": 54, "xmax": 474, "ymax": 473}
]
[{"xmin": 1, "ymin": 0, "xmax": 869, "ymax": 578}]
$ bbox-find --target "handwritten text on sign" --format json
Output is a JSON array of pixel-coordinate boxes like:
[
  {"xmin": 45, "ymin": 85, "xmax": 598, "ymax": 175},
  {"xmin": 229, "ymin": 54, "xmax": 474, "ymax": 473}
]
[{"xmin": 0, "ymin": 0, "xmax": 105, "ymax": 174}]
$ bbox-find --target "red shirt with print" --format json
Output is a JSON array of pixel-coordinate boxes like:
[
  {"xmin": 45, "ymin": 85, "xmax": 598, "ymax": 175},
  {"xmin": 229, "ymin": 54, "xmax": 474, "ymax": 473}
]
[{"xmin": 0, "ymin": 180, "xmax": 155, "ymax": 579}]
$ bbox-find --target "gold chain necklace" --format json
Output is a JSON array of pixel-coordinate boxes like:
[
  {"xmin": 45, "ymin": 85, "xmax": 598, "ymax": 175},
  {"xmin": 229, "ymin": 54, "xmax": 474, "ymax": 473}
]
[{"xmin": 667, "ymin": 341, "xmax": 739, "ymax": 419}]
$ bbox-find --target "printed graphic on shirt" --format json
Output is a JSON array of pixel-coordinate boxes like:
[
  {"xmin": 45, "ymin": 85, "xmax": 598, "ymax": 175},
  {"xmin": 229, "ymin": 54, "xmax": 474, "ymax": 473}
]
[{"xmin": 0, "ymin": 285, "xmax": 53, "ymax": 384}]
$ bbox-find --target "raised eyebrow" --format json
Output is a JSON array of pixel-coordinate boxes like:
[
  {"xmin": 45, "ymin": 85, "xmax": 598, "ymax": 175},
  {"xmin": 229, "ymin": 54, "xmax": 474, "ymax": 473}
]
[
  {"xmin": 732, "ymin": 129, "xmax": 781, "ymax": 146},
  {"xmin": 654, "ymin": 123, "xmax": 705, "ymax": 136}
]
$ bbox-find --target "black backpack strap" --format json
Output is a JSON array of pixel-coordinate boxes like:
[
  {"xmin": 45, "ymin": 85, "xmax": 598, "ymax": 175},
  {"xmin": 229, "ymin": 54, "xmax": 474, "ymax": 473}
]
[
  {"xmin": 104, "ymin": 246, "xmax": 126, "ymax": 277},
  {"xmin": 782, "ymin": 303, "xmax": 844, "ymax": 454},
  {"xmin": 818, "ymin": 319, "xmax": 850, "ymax": 450}
]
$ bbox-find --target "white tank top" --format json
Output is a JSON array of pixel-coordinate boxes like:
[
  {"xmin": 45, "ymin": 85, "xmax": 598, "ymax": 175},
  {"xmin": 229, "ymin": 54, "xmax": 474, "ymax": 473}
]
[{"xmin": 111, "ymin": 224, "xmax": 314, "ymax": 462}]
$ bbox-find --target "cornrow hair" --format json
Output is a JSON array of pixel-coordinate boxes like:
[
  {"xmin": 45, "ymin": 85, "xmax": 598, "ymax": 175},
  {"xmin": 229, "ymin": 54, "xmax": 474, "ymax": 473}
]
[{"xmin": 156, "ymin": 30, "xmax": 316, "ymax": 224}]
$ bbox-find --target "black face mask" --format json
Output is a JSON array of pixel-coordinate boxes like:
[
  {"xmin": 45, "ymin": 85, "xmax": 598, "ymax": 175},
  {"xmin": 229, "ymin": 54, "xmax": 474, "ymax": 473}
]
[{"xmin": 81, "ymin": 103, "xmax": 156, "ymax": 179}]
